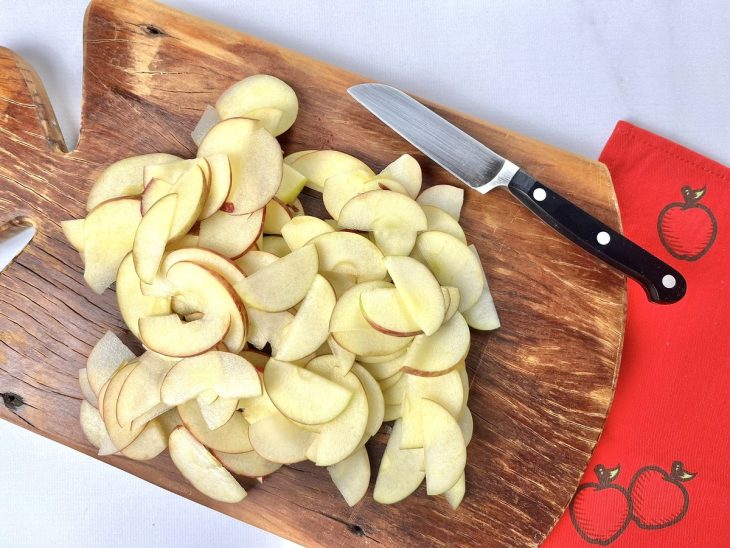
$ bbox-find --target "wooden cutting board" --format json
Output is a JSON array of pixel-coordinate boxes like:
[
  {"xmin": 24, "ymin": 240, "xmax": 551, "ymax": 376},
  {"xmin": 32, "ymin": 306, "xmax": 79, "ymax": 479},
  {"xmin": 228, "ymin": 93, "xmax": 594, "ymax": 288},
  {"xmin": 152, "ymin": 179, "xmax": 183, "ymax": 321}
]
[{"xmin": 0, "ymin": 0, "xmax": 626, "ymax": 545}]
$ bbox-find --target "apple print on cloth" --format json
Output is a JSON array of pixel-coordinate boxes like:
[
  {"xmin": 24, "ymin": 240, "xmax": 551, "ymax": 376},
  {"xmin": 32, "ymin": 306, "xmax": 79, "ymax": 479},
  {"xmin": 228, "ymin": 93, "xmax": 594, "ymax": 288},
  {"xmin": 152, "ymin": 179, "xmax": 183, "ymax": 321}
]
[{"xmin": 543, "ymin": 122, "xmax": 730, "ymax": 547}]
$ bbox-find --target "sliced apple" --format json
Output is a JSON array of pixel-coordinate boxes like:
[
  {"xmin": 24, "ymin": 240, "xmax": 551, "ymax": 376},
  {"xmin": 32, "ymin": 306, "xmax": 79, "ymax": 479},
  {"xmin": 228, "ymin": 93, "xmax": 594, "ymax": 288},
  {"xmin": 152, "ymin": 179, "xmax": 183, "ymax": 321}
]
[
  {"xmin": 382, "ymin": 373, "xmax": 407, "ymax": 406},
  {"xmin": 198, "ymin": 396, "xmax": 239, "ymax": 431},
  {"xmin": 358, "ymin": 349, "xmax": 406, "ymax": 365},
  {"xmin": 116, "ymin": 352, "xmax": 176, "ymax": 428},
  {"xmin": 327, "ymin": 336, "xmax": 356, "ymax": 372},
  {"xmin": 373, "ymin": 418, "xmax": 425, "ymax": 504},
  {"xmin": 191, "ymin": 105, "xmax": 220, "ymax": 146},
  {"xmin": 276, "ymin": 163, "xmax": 308, "ymax": 204},
  {"xmin": 352, "ymin": 363, "xmax": 385, "ymax": 438},
  {"xmin": 168, "ymin": 165, "xmax": 208, "ymax": 239},
  {"xmin": 408, "ymin": 370, "xmax": 465, "ymax": 420},
  {"xmin": 246, "ymin": 308, "xmax": 294, "ymax": 351},
  {"xmin": 263, "ymin": 358, "xmax": 352, "ymax": 425},
  {"xmin": 415, "ymin": 231, "xmax": 484, "ymax": 311},
  {"xmin": 101, "ymin": 363, "xmax": 146, "ymax": 451},
  {"xmin": 234, "ymin": 244, "xmax": 317, "ymax": 312},
  {"xmin": 80, "ymin": 400, "xmax": 111, "ymax": 450},
  {"xmin": 379, "ymin": 371, "xmax": 404, "ymax": 391},
  {"xmin": 421, "ymin": 205, "xmax": 467, "ymax": 243},
  {"xmin": 361, "ymin": 352, "xmax": 406, "ymax": 380},
  {"xmin": 281, "ymin": 215, "xmax": 334, "ymax": 250},
  {"xmin": 244, "ymin": 106, "xmax": 284, "ymax": 135},
  {"xmin": 233, "ymin": 250, "xmax": 277, "ymax": 275},
  {"xmin": 198, "ymin": 208, "xmax": 264, "ymax": 259},
  {"xmin": 199, "ymin": 154, "xmax": 232, "ymax": 219},
  {"xmin": 338, "ymin": 190, "xmax": 426, "ymax": 232},
  {"xmin": 87, "ymin": 153, "xmax": 181, "ymax": 211},
  {"xmin": 444, "ymin": 472, "xmax": 466, "ymax": 509},
  {"xmin": 214, "ymin": 449, "xmax": 282, "ymax": 478},
  {"xmin": 372, "ymin": 230, "xmax": 417, "ymax": 256},
  {"xmin": 284, "ymin": 150, "xmax": 314, "ymax": 165},
  {"xmin": 178, "ymin": 400, "xmax": 252, "ymax": 453},
  {"xmin": 310, "ymin": 232, "xmax": 386, "ymax": 282},
  {"xmin": 327, "ymin": 446, "xmax": 370, "ymax": 507},
  {"xmin": 143, "ymin": 158, "xmax": 203, "ymax": 187},
  {"xmin": 116, "ymin": 254, "xmax": 172, "ymax": 338},
  {"xmin": 169, "ymin": 426, "xmax": 247, "ymax": 503},
  {"xmin": 290, "ymin": 150, "xmax": 374, "ymax": 192},
  {"xmin": 78, "ymin": 368, "xmax": 98, "ymax": 407},
  {"xmin": 123, "ymin": 408, "xmax": 182, "ymax": 461},
  {"xmin": 197, "ymin": 117, "xmax": 257, "ymax": 162},
  {"xmin": 458, "ymin": 407, "xmax": 473, "ymax": 446},
  {"xmin": 248, "ymin": 412, "xmax": 313, "ymax": 464},
  {"xmin": 61, "ymin": 219, "xmax": 85, "ymax": 255},
  {"xmin": 86, "ymin": 331, "xmax": 136, "ymax": 395},
  {"xmin": 166, "ymin": 233, "xmax": 199, "ymax": 251},
  {"xmin": 141, "ymin": 178, "xmax": 173, "ymax": 215},
  {"xmin": 162, "ymin": 247, "xmax": 245, "ymax": 288},
  {"xmin": 133, "ymin": 193, "xmax": 177, "ymax": 284},
  {"xmin": 260, "ymin": 236, "xmax": 289, "ymax": 257},
  {"xmin": 378, "ymin": 154, "xmax": 422, "ymax": 199},
  {"xmin": 360, "ymin": 287, "xmax": 421, "ymax": 337},
  {"xmin": 463, "ymin": 245, "xmax": 500, "ymax": 330},
  {"xmin": 402, "ymin": 313, "xmax": 470, "ymax": 377},
  {"xmin": 322, "ymin": 270, "xmax": 358, "ymax": 299},
  {"xmin": 383, "ymin": 403, "xmax": 402, "ymax": 422},
  {"xmin": 416, "ymin": 185, "xmax": 464, "ymax": 220},
  {"xmin": 443, "ymin": 286, "xmax": 461, "ymax": 322},
  {"xmin": 263, "ymin": 197, "xmax": 296, "ymax": 235},
  {"xmin": 421, "ymin": 399, "xmax": 466, "ymax": 495},
  {"xmin": 322, "ymin": 169, "xmax": 374, "ymax": 219}
]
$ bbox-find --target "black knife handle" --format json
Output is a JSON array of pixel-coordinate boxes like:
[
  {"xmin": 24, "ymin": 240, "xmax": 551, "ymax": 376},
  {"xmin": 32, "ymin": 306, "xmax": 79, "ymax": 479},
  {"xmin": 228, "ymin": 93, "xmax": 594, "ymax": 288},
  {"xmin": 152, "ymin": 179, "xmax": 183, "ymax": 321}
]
[{"xmin": 508, "ymin": 170, "xmax": 686, "ymax": 304}]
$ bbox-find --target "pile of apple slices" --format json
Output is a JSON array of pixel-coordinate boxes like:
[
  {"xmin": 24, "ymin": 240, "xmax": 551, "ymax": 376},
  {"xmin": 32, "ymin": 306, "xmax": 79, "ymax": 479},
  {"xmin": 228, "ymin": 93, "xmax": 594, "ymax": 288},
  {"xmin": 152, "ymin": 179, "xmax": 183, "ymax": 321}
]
[{"xmin": 64, "ymin": 73, "xmax": 499, "ymax": 509}]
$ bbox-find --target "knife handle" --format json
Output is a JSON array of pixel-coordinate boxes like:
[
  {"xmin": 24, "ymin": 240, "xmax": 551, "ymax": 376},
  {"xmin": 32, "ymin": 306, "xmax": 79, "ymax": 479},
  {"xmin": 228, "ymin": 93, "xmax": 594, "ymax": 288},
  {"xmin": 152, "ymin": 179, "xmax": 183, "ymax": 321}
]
[{"xmin": 508, "ymin": 170, "xmax": 686, "ymax": 304}]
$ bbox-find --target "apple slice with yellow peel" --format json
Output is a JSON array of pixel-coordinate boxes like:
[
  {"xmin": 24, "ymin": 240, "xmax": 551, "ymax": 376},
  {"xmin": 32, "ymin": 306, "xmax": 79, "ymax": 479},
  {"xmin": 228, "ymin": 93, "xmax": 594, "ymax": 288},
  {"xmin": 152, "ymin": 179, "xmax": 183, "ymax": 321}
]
[
  {"xmin": 178, "ymin": 400, "xmax": 252, "ymax": 453},
  {"xmin": 402, "ymin": 313, "xmax": 471, "ymax": 377},
  {"xmin": 373, "ymin": 418, "xmax": 425, "ymax": 504},
  {"xmin": 274, "ymin": 275, "xmax": 336, "ymax": 361},
  {"xmin": 421, "ymin": 205, "xmax": 467, "ymax": 243},
  {"xmin": 385, "ymin": 255, "xmax": 445, "ymax": 336},
  {"xmin": 415, "ymin": 231, "xmax": 484, "ymax": 311},
  {"xmin": 322, "ymin": 169, "xmax": 374, "ymax": 219},
  {"xmin": 168, "ymin": 165, "xmax": 207, "ymax": 239},
  {"xmin": 83, "ymin": 197, "xmax": 142, "ymax": 293},
  {"xmin": 378, "ymin": 154, "xmax": 422, "ymax": 199},
  {"xmin": 263, "ymin": 358, "xmax": 352, "ymax": 425},
  {"xmin": 361, "ymin": 352, "xmax": 406, "ymax": 380},
  {"xmin": 169, "ymin": 426, "xmax": 247, "ymax": 503},
  {"xmin": 352, "ymin": 363, "xmax": 385, "ymax": 438},
  {"xmin": 416, "ymin": 185, "xmax": 464, "ymax": 220},
  {"xmin": 162, "ymin": 247, "xmax": 245, "ymax": 288},
  {"xmin": 116, "ymin": 352, "xmax": 176, "ymax": 428},
  {"xmin": 281, "ymin": 215, "xmax": 334, "ymax": 250},
  {"xmin": 310, "ymin": 232, "xmax": 386, "ymax": 282},
  {"xmin": 198, "ymin": 208, "xmax": 264, "ymax": 259},
  {"xmin": 372, "ymin": 230, "xmax": 417, "ymax": 256},
  {"xmin": 86, "ymin": 331, "xmax": 136, "ymax": 395},
  {"xmin": 338, "ymin": 190, "xmax": 427, "ymax": 232},
  {"xmin": 276, "ymin": 163, "xmax": 308, "ymax": 204},
  {"xmin": 244, "ymin": 107, "xmax": 284, "ymax": 135},
  {"xmin": 80, "ymin": 400, "xmax": 112, "ymax": 450},
  {"xmin": 214, "ymin": 449, "xmax": 282, "ymax": 478},
  {"xmin": 290, "ymin": 150, "xmax": 374, "ymax": 192},
  {"xmin": 141, "ymin": 178, "xmax": 173, "ymax": 215},
  {"xmin": 360, "ymin": 287, "xmax": 421, "ymax": 337},
  {"xmin": 248, "ymin": 412, "xmax": 313, "ymax": 464},
  {"xmin": 421, "ymin": 398, "xmax": 466, "ymax": 495},
  {"xmin": 233, "ymin": 250, "xmax": 277, "ymax": 275},
  {"xmin": 327, "ymin": 446, "xmax": 370, "ymax": 507},
  {"xmin": 463, "ymin": 245, "xmax": 500, "ymax": 330},
  {"xmin": 263, "ymin": 197, "xmax": 296, "ymax": 235},
  {"xmin": 199, "ymin": 154, "xmax": 232, "ymax": 219},
  {"xmin": 133, "ymin": 193, "xmax": 177, "ymax": 284},
  {"xmin": 198, "ymin": 396, "xmax": 238, "ymax": 431},
  {"xmin": 442, "ymin": 286, "xmax": 461, "ymax": 322},
  {"xmin": 116, "ymin": 254, "xmax": 172, "ymax": 338},
  {"xmin": 261, "ymin": 236, "xmax": 289, "ymax": 257},
  {"xmin": 78, "ymin": 368, "xmax": 98, "ymax": 407},
  {"xmin": 87, "ymin": 153, "xmax": 181, "ymax": 211},
  {"xmin": 61, "ymin": 219, "xmax": 85, "ymax": 255},
  {"xmin": 161, "ymin": 351, "xmax": 261, "ymax": 406},
  {"xmin": 216, "ymin": 74, "xmax": 298, "ymax": 136},
  {"xmin": 234, "ymin": 244, "xmax": 318, "ymax": 312}
]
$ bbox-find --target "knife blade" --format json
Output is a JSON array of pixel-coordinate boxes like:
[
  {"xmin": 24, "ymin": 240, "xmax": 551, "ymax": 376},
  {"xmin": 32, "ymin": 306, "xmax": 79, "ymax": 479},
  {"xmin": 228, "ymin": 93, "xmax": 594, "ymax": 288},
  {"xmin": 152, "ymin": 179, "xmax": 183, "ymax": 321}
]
[{"xmin": 348, "ymin": 83, "xmax": 686, "ymax": 304}]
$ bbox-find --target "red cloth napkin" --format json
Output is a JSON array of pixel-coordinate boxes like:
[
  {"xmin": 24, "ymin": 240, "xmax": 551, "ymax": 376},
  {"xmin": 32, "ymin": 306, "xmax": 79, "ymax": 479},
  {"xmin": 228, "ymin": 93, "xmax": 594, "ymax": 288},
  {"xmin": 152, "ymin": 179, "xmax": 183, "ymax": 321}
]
[{"xmin": 544, "ymin": 121, "xmax": 730, "ymax": 547}]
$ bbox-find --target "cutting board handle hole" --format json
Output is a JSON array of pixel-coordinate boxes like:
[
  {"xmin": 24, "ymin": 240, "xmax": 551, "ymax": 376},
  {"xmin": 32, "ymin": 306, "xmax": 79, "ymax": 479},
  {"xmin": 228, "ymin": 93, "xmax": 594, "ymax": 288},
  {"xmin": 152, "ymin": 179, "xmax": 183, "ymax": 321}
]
[{"xmin": 0, "ymin": 217, "xmax": 36, "ymax": 274}]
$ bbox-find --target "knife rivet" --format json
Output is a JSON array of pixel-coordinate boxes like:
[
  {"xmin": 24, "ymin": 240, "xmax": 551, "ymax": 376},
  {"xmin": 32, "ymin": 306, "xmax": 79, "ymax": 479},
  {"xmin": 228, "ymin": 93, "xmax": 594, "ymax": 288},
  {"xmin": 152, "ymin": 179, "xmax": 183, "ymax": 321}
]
[
  {"xmin": 596, "ymin": 231, "xmax": 611, "ymax": 245},
  {"xmin": 533, "ymin": 188, "xmax": 547, "ymax": 202},
  {"xmin": 662, "ymin": 274, "xmax": 677, "ymax": 289}
]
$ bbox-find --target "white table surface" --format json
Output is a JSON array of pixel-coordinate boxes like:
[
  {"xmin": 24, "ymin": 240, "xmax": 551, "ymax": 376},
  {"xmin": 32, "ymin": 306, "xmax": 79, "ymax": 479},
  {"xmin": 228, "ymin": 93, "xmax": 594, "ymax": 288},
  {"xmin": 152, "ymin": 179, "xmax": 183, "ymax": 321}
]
[{"xmin": 1, "ymin": 1, "xmax": 729, "ymax": 546}]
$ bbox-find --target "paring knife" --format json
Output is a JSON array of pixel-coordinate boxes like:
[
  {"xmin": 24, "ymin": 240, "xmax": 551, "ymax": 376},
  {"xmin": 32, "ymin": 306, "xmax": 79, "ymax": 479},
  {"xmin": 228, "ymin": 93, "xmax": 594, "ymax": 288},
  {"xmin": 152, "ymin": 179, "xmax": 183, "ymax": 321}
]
[{"xmin": 348, "ymin": 83, "xmax": 686, "ymax": 304}]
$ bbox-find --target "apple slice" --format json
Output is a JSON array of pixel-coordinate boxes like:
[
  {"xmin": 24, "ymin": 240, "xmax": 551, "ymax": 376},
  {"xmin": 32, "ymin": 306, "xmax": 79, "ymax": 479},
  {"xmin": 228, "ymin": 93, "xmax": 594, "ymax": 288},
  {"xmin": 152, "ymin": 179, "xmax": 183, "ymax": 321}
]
[
  {"xmin": 214, "ymin": 449, "xmax": 282, "ymax": 478},
  {"xmin": 122, "ymin": 408, "xmax": 182, "ymax": 461},
  {"xmin": 360, "ymin": 287, "xmax": 421, "ymax": 337},
  {"xmin": 244, "ymin": 107, "xmax": 284, "ymax": 135},
  {"xmin": 327, "ymin": 446, "xmax": 370, "ymax": 507},
  {"xmin": 402, "ymin": 313, "xmax": 470, "ymax": 377},
  {"xmin": 166, "ymin": 233, "xmax": 199, "ymax": 251},
  {"xmin": 234, "ymin": 244, "xmax": 318, "ymax": 312},
  {"xmin": 101, "ymin": 362, "xmax": 147, "ymax": 451},
  {"xmin": 458, "ymin": 407, "xmax": 473, "ymax": 446},
  {"xmin": 359, "ymin": 349, "xmax": 406, "ymax": 364},
  {"xmin": 382, "ymin": 373, "xmax": 407, "ymax": 406},
  {"xmin": 276, "ymin": 163, "xmax": 308, "ymax": 204},
  {"xmin": 421, "ymin": 205, "xmax": 467, "ymax": 243},
  {"xmin": 322, "ymin": 169, "xmax": 374, "ymax": 219},
  {"xmin": 248, "ymin": 412, "xmax": 313, "ymax": 464},
  {"xmin": 116, "ymin": 352, "xmax": 176, "ymax": 428},
  {"xmin": 83, "ymin": 197, "xmax": 142, "ymax": 293},
  {"xmin": 443, "ymin": 286, "xmax": 461, "ymax": 322},
  {"xmin": 198, "ymin": 396, "xmax": 239, "ymax": 431},
  {"xmin": 281, "ymin": 215, "xmax": 334, "ymax": 250},
  {"xmin": 199, "ymin": 154, "xmax": 232, "ymax": 219},
  {"xmin": 416, "ymin": 185, "xmax": 464, "ymax": 220},
  {"xmin": 141, "ymin": 178, "xmax": 173, "ymax": 215},
  {"xmin": 80, "ymin": 400, "xmax": 112, "ymax": 449},
  {"xmin": 87, "ymin": 153, "xmax": 180, "ymax": 211},
  {"xmin": 372, "ymin": 230, "xmax": 417, "ymax": 256},
  {"xmin": 133, "ymin": 193, "xmax": 177, "ymax": 284},
  {"xmin": 78, "ymin": 368, "xmax": 98, "ymax": 407},
  {"xmin": 263, "ymin": 358, "xmax": 352, "ymax": 425},
  {"xmin": 408, "ymin": 370, "xmax": 465, "ymax": 421},
  {"xmin": 143, "ymin": 158, "xmax": 203, "ymax": 187},
  {"xmin": 327, "ymin": 336, "xmax": 356, "ymax": 372},
  {"xmin": 310, "ymin": 232, "xmax": 386, "ymax": 282},
  {"xmin": 215, "ymin": 74, "xmax": 298, "ymax": 136},
  {"xmin": 361, "ymin": 352, "xmax": 406, "ymax": 381},
  {"xmin": 233, "ymin": 250, "xmax": 277, "ymax": 275},
  {"xmin": 338, "ymin": 190, "xmax": 427, "ymax": 232},
  {"xmin": 463, "ymin": 245, "xmax": 500, "ymax": 330},
  {"xmin": 197, "ymin": 117, "xmax": 257, "ymax": 162},
  {"xmin": 444, "ymin": 472, "xmax": 466, "ymax": 509},
  {"xmin": 290, "ymin": 150, "xmax": 374, "ymax": 192},
  {"xmin": 178, "ymin": 400, "xmax": 252, "ymax": 453},
  {"xmin": 263, "ymin": 197, "xmax": 296, "ymax": 235},
  {"xmin": 168, "ymin": 165, "xmax": 208, "ymax": 239},
  {"xmin": 169, "ymin": 426, "xmax": 247, "ymax": 503},
  {"xmin": 379, "ymin": 371, "xmax": 404, "ymax": 391},
  {"xmin": 162, "ymin": 247, "xmax": 245, "ymax": 288},
  {"xmin": 373, "ymin": 418, "xmax": 425, "ymax": 504},
  {"xmin": 161, "ymin": 351, "xmax": 261, "ymax": 406},
  {"xmin": 116, "ymin": 254, "xmax": 172, "ymax": 338},
  {"xmin": 61, "ymin": 219, "xmax": 85, "ymax": 255},
  {"xmin": 321, "ymin": 271, "xmax": 358, "ymax": 299},
  {"xmin": 198, "ymin": 208, "xmax": 264, "ymax": 259},
  {"xmin": 351, "ymin": 363, "xmax": 385, "ymax": 438},
  {"xmin": 246, "ymin": 308, "xmax": 293, "ymax": 351},
  {"xmin": 421, "ymin": 399, "xmax": 466, "ymax": 495},
  {"xmin": 378, "ymin": 154, "xmax": 422, "ymax": 199},
  {"xmin": 261, "ymin": 236, "xmax": 289, "ymax": 257},
  {"xmin": 86, "ymin": 331, "xmax": 136, "ymax": 395},
  {"xmin": 284, "ymin": 150, "xmax": 314, "ymax": 165},
  {"xmin": 191, "ymin": 105, "xmax": 220, "ymax": 146},
  {"xmin": 415, "ymin": 231, "xmax": 484, "ymax": 311},
  {"xmin": 274, "ymin": 275, "xmax": 336, "ymax": 361}
]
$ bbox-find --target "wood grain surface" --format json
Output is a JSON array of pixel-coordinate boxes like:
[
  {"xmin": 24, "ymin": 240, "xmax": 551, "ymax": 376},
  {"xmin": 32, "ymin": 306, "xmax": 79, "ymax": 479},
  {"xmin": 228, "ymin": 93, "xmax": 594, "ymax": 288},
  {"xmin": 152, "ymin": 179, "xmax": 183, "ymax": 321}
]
[{"xmin": 0, "ymin": 0, "xmax": 626, "ymax": 545}]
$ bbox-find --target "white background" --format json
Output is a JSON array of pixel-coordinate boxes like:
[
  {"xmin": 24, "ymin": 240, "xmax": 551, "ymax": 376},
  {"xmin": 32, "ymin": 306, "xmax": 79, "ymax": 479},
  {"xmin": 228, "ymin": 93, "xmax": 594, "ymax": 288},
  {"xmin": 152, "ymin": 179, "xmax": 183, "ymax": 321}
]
[{"xmin": 1, "ymin": 1, "xmax": 729, "ymax": 546}]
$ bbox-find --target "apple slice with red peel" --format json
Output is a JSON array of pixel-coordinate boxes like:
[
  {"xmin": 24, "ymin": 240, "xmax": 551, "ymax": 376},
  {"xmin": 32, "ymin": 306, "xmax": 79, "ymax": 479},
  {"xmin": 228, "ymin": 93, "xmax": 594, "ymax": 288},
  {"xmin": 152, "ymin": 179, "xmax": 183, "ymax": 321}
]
[
  {"xmin": 327, "ymin": 446, "xmax": 370, "ymax": 507},
  {"xmin": 281, "ymin": 215, "xmax": 334, "ymax": 250},
  {"xmin": 322, "ymin": 169, "xmax": 374, "ymax": 219},
  {"xmin": 178, "ymin": 400, "xmax": 252, "ymax": 453},
  {"xmin": 191, "ymin": 105, "xmax": 220, "ymax": 146},
  {"xmin": 61, "ymin": 219, "xmax": 85, "ymax": 255},
  {"xmin": 373, "ymin": 418, "xmax": 425, "ymax": 504},
  {"xmin": 168, "ymin": 165, "xmax": 208, "ymax": 239},
  {"xmin": 263, "ymin": 197, "xmax": 296, "ymax": 235},
  {"xmin": 290, "ymin": 150, "xmax": 374, "ymax": 192},
  {"xmin": 360, "ymin": 287, "xmax": 421, "ymax": 337},
  {"xmin": 276, "ymin": 163, "xmax": 308, "ymax": 204},
  {"xmin": 415, "ymin": 231, "xmax": 484, "ymax": 311},
  {"xmin": 361, "ymin": 352, "xmax": 406, "ymax": 380},
  {"xmin": 402, "ymin": 313, "xmax": 471, "ymax": 377},
  {"xmin": 261, "ymin": 236, "xmax": 289, "ymax": 257},
  {"xmin": 248, "ymin": 412, "xmax": 313, "ymax": 464},
  {"xmin": 169, "ymin": 426, "xmax": 247, "ymax": 503},
  {"xmin": 338, "ymin": 190, "xmax": 427, "ymax": 232},
  {"xmin": 378, "ymin": 154, "xmax": 422, "ymax": 199},
  {"xmin": 116, "ymin": 254, "xmax": 172, "ymax": 338},
  {"xmin": 78, "ymin": 368, "xmax": 98, "ymax": 407},
  {"xmin": 234, "ymin": 244, "xmax": 318, "ymax": 312},
  {"xmin": 116, "ymin": 352, "xmax": 176, "ymax": 428},
  {"xmin": 416, "ymin": 185, "xmax": 464, "ymax": 221},
  {"xmin": 233, "ymin": 250, "xmax": 277, "ymax": 275},
  {"xmin": 83, "ymin": 197, "xmax": 142, "ymax": 294},
  {"xmin": 133, "ymin": 193, "xmax": 177, "ymax": 284},
  {"xmin": 310, "ymin": 232, "xmax": 386, "ymax": 282},
  {"xmin": 162, "ymin": 247, "xmax": 245, "ymax": 288},
  {"xmin": 352, "ymin": 363, "xmax": 385, "ymax": 439},
  {"xmin": 87, "ymin": 153, "xmax": 181, "ymax": 211},
  {"xmin": 214, "ymin": 449, "xmax": 282, "ymax": 478},
  {"xmin": 463, "ymin": 245, "xmax": 500, "ymax": 330},
  {"xmin": 421, "ymin": 398, "xmax": 466, "ymax": 495},
  {"xmin": 198, "ymin": 208, "xmax": 264, "ymax": 259},
  {"xmin": 86, "ymin": 331, "xmax": 136, "ymax": 395},
  {"xmin": 421, "ymin": 205, "xmax": 467, "ymax": 243},
  {"xmin": 274, "ymin": 275, "xmax": 336, "ymax": 361},
  {"xmin": 442, "ymin": 286, "xmax": 461, "ymax": 322},
  {"xmin": 198, "ymin": 396, "xmax": 239, "ymax": 431},
  {"xmin": 80, "ymin": 400, "xmax": 111, "ymax": 449},
  {"xmin": 199, "ymin": 154, "xmax": 232, "ymax": 219},
  {"xmin": 263, "ymin": 358, "xmax": 353, "ymax": 425}
]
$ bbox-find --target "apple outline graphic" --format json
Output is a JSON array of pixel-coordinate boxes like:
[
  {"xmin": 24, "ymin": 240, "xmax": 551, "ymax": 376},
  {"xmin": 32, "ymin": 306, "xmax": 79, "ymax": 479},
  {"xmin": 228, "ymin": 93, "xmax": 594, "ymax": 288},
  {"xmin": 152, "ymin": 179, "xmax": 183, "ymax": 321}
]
[
  {"xmin": 657, "ymin": 186, "xmax": 717, "ymax": 261},
  {"xmin": 628, "ymin": 460, "xmax": 696, "ymax": 530},
  {"xmin": 569, "ymin": 464, "xmax": 633, "ymax": 546}
]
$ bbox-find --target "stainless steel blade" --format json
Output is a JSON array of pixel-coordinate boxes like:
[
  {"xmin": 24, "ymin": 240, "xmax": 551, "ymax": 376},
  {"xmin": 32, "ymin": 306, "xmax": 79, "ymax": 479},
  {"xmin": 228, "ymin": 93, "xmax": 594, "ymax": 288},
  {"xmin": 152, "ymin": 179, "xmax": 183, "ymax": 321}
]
[{"xmin": 348, "ymin": 83, "xmax": 519, "ymax": 193}]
